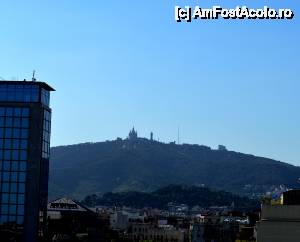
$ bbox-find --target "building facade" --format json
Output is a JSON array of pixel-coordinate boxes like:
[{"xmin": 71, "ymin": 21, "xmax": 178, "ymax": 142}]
[
  {"xmin": 129, "ymin": 223, "xmax": 186, "ymax": 242},
  {"xmin": 256, "ymin": 204, "xmax": 300, "ymax": 242},
  {"xmin": 0, "ymin": 80, "xmax": 54, "ymax": 242}
]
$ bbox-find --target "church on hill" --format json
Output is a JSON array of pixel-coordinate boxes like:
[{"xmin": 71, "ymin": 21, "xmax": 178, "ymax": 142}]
[
  {"xmin": 128, "ymin": 127, "xmax": 138, "ymax": 140},
  {"xmin": 127, "ymin": 127, "xmax": 154, "ymax": 142}
]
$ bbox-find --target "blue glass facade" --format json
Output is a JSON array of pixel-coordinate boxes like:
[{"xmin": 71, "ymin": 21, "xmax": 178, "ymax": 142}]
[
  {"xmin": 42, "ymin": 110, "xmax": 51, "ymax": 159},
  {"xmin": 0, "ymin": 81, "xmax": 54, "ymax": 242},
  {"xmin": 0, "ymin": 107, "xmax": 29, "ymax": 225},
  {"xmin": 41, "ymin": 88, "xmax": 50, "ymax": 106},
  {"xmin": 0, "ymin": 84, "xmax": 39, "ymax": 103}
]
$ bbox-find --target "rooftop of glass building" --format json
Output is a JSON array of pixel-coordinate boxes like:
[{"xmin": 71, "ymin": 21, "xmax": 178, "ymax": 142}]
[
  {"xmin": 0, "ymin": 80, "xmax": 55, "ymax": 91},
  {"xmin": 0, "ymin": 80, "xmax": 54, "ymax": 105}
]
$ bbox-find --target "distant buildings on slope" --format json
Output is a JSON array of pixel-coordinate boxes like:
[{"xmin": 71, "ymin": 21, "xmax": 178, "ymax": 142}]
[
  {"xmin": 218, "ymin": 145, "xmax": 227, "ymax": 151},
  {"xmin": 126, "ymin": 127, "xmax": 228, "ymax": 151},
  {"xmin": 127, "ymin": 127, "xmax": 155, "ymax": 143}
]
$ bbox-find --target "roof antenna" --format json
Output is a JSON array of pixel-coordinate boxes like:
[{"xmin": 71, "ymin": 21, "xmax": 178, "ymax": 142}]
[{"xmin": 32, "ymin": 70, "xmax": 36, "ymax": 81}]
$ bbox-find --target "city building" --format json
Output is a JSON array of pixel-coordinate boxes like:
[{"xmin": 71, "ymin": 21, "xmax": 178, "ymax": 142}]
[
  {"xmin": 256, "ymin": 190, "xmax": 300, "ymax": 242},
  {"xmin": 168, "ymin": 203, "xmax": 189, "ymax": 217},
  {"xmin": 110, "ymin": 208, "xmax": 146, "ymax": 231},
  {"xmin": 110, "ymin": 211, "xmax": 131, "ymax": 231},
  {"xmin": 47, "ymin": 198, "xmax": 108, "ymax": 241},
  {"xmin": 48, "ymin": 197, "xmax": 90, "ymax": 219},
  {"xmin": 128, "ymin": 222, "xmax": 186, "ymax": 242},
  {"xmin": 0, "ymin": 80, "xmax": 54, "ymax": 242},
  {"xmin": 190, "ymin": 223, "xmax": 205, "ymax": 242}
]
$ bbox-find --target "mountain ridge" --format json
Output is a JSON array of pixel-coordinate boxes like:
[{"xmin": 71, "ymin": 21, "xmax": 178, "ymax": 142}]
[{"xmin": 49, "ymin": 138, "xmax": 300, "ymax": 199}]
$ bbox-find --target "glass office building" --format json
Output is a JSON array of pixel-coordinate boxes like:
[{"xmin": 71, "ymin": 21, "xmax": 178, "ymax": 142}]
[{"xmin": 0, "ymin": 81, "xmax": 54, "ymax": 242}]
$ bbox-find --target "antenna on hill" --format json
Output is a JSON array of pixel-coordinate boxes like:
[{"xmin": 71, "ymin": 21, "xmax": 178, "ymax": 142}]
[
  {"xmin": 177, "ymin": 126, "xmax": 180, "ymax": 145},
  {"xmin": 32, "ymin": 70, "xmax": 36, "ymax": 81}
]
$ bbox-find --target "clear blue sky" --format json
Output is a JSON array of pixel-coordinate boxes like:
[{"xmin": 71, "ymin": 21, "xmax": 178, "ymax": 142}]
[{"xmin": 0, "ymin": 0, "xmax": 299, "ymax": 165}]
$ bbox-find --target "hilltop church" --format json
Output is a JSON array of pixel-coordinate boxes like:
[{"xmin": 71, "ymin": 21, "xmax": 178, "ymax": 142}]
[{"xmin": 128, "ymin": 127, "xmax": 138, "ymax": 140}]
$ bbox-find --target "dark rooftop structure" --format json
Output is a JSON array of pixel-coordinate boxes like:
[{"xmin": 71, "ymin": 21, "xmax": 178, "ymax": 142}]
[{"xmin": 282, "ymin": 190, "xmax": 300, "ymax": 205}]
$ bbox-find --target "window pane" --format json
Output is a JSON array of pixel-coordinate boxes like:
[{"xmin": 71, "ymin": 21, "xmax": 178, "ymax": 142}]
[
  {"xmin": 19, "ymin": 162, "xmax": 26, "ymax": 171},
  {"xmin": 5, "ymin": 128, "xmax": 12, "ymax": 138},
  {"xmin": 18, "ymin": 194, "xmax": 24, "ymax": 204},
  {"xmin": 9, "ymin": 216, "xmax": 16, "ymax": 222},
  {"xmin": 4, "ymin": 139, "xmax": 11, "ymax": 149},
  {"xmin": 3, "ymin": 162, "xmax": 10, "ymax": 171},
  {"xmin": 9, "ymin": 205, "xmax": 16, "ymax": 214},
  {"xmin": 0, "ymin": 117, "xmax": 4, "ymax": 127},
  {"xmin": 4, "ymin": 150, "xmax": 11, "ymax": 160},
  {"xmin": 12, "ymin": 150, "xmax": 19, "ymax": 160},
  {"xmin": 12, "ymin": 139, "xmax": 19, "ymax": 149},
  {"xmin": 6, "ymin": 108, "xmax": 13, "ymax": 116},
  {"xmin": 11, "ymin": 172, "xmax": 17, "ymax": 182},
  {"xmin": 1, "ymin": 204, "xmax": 8, "ymax": 214},
  {"xmin": 13, "ymin": 118, "xmax": 21, "ymax": 127},
  {"xmin": 0, "ymin": 128, "xmax": 4, "ymax": 137},
  {"xmin": 19, "ymin": 172, "xmax": 26, "ymax": 182},
  {"xmin": 2, "ymin": 193, "xmax": 9, "ymax": 203},
  {"xmin": 18, "ymin": 183, "xmax": 25, "ymax": 193},
  {"xmin": 20, "ymin": 151, "xmax": 27, "ymax": 160},
  {"xmin": 5, "ymin": 118, "xmax": 13, "ymax": 127},
  {"xmin": 20, "ymin": 140, "xmax": 27, "ymax": 149},
  {"xmin": 21, "ymin": 118, "xmax": 29, "ymax": 128},
  {"xmin": 11, "ymin": 161, "xmax": 18, "ymax": 171},
  {"xmin": 10, "ymin": 183, "xmax": 17, "ymax": 193},
  {"xmin": 3, "ymin": 172, "xmax": 10, "ymax": 181},
  {"xmin": 16, "ymin": 216, "xmax": 24, "ymax": 225},
  {"xmin": 22, "ymin": 108, "xmax": 29, "ymax": 117},
  {"xmin": 2, "ymin": 183, "xmax": 9, "ymax": 192},
  {"xmin": 0, "ymin": 108, "xmax": 5, "ymax": 116},
  {"xmin": 14, "ymin": 108, "xmax": 21, "ymax": 117},
  {"xmin": 0, "ymin": 215, "xmax": 8, "ymax": 223},
  {"xmin": 17, "ymin": 205, "xmax": 24, "ymax": 215},
  {"xmin": 21, "ymin": 129, "xmax": 28, "ymax": 139},
  {"xmin": 10, "ymin": 194, "xmax": 17, "ymax": 204},
  {"xmin": 15, "ymin": 91, "xmax": 22, "ymax": 101}
]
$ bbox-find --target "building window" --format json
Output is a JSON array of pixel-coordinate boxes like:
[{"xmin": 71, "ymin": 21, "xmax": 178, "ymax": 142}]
[
  {"xmin": 0, "ymin": 107, "xmax": 30, "ymax": 225},
  {"xmin": 0, "ymin": 84, "xmax": 39, "ymax": 103},
  {"xmin": 41, "ymin": 88, "xmax": 50, "ymax": 106},
  {"xmin": 42, "ymin": 109, "xmax": 51, "ymax": 158}
]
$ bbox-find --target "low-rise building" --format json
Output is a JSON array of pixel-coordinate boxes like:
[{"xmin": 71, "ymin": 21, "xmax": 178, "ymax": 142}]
[
  {"xmin": 256, "ymin": 190, "xmax": 300, "ymax": 242},
  {"xmin": 47, "ymin": 198, "xmax": 110, "ymax": 242},
  {"xmin": 128, "ymin": 222, "xmax": 186, "ymax": 242},
  {"xmin": 110, "ymin": 208, "xmax": 146, "ymax": 231}
]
